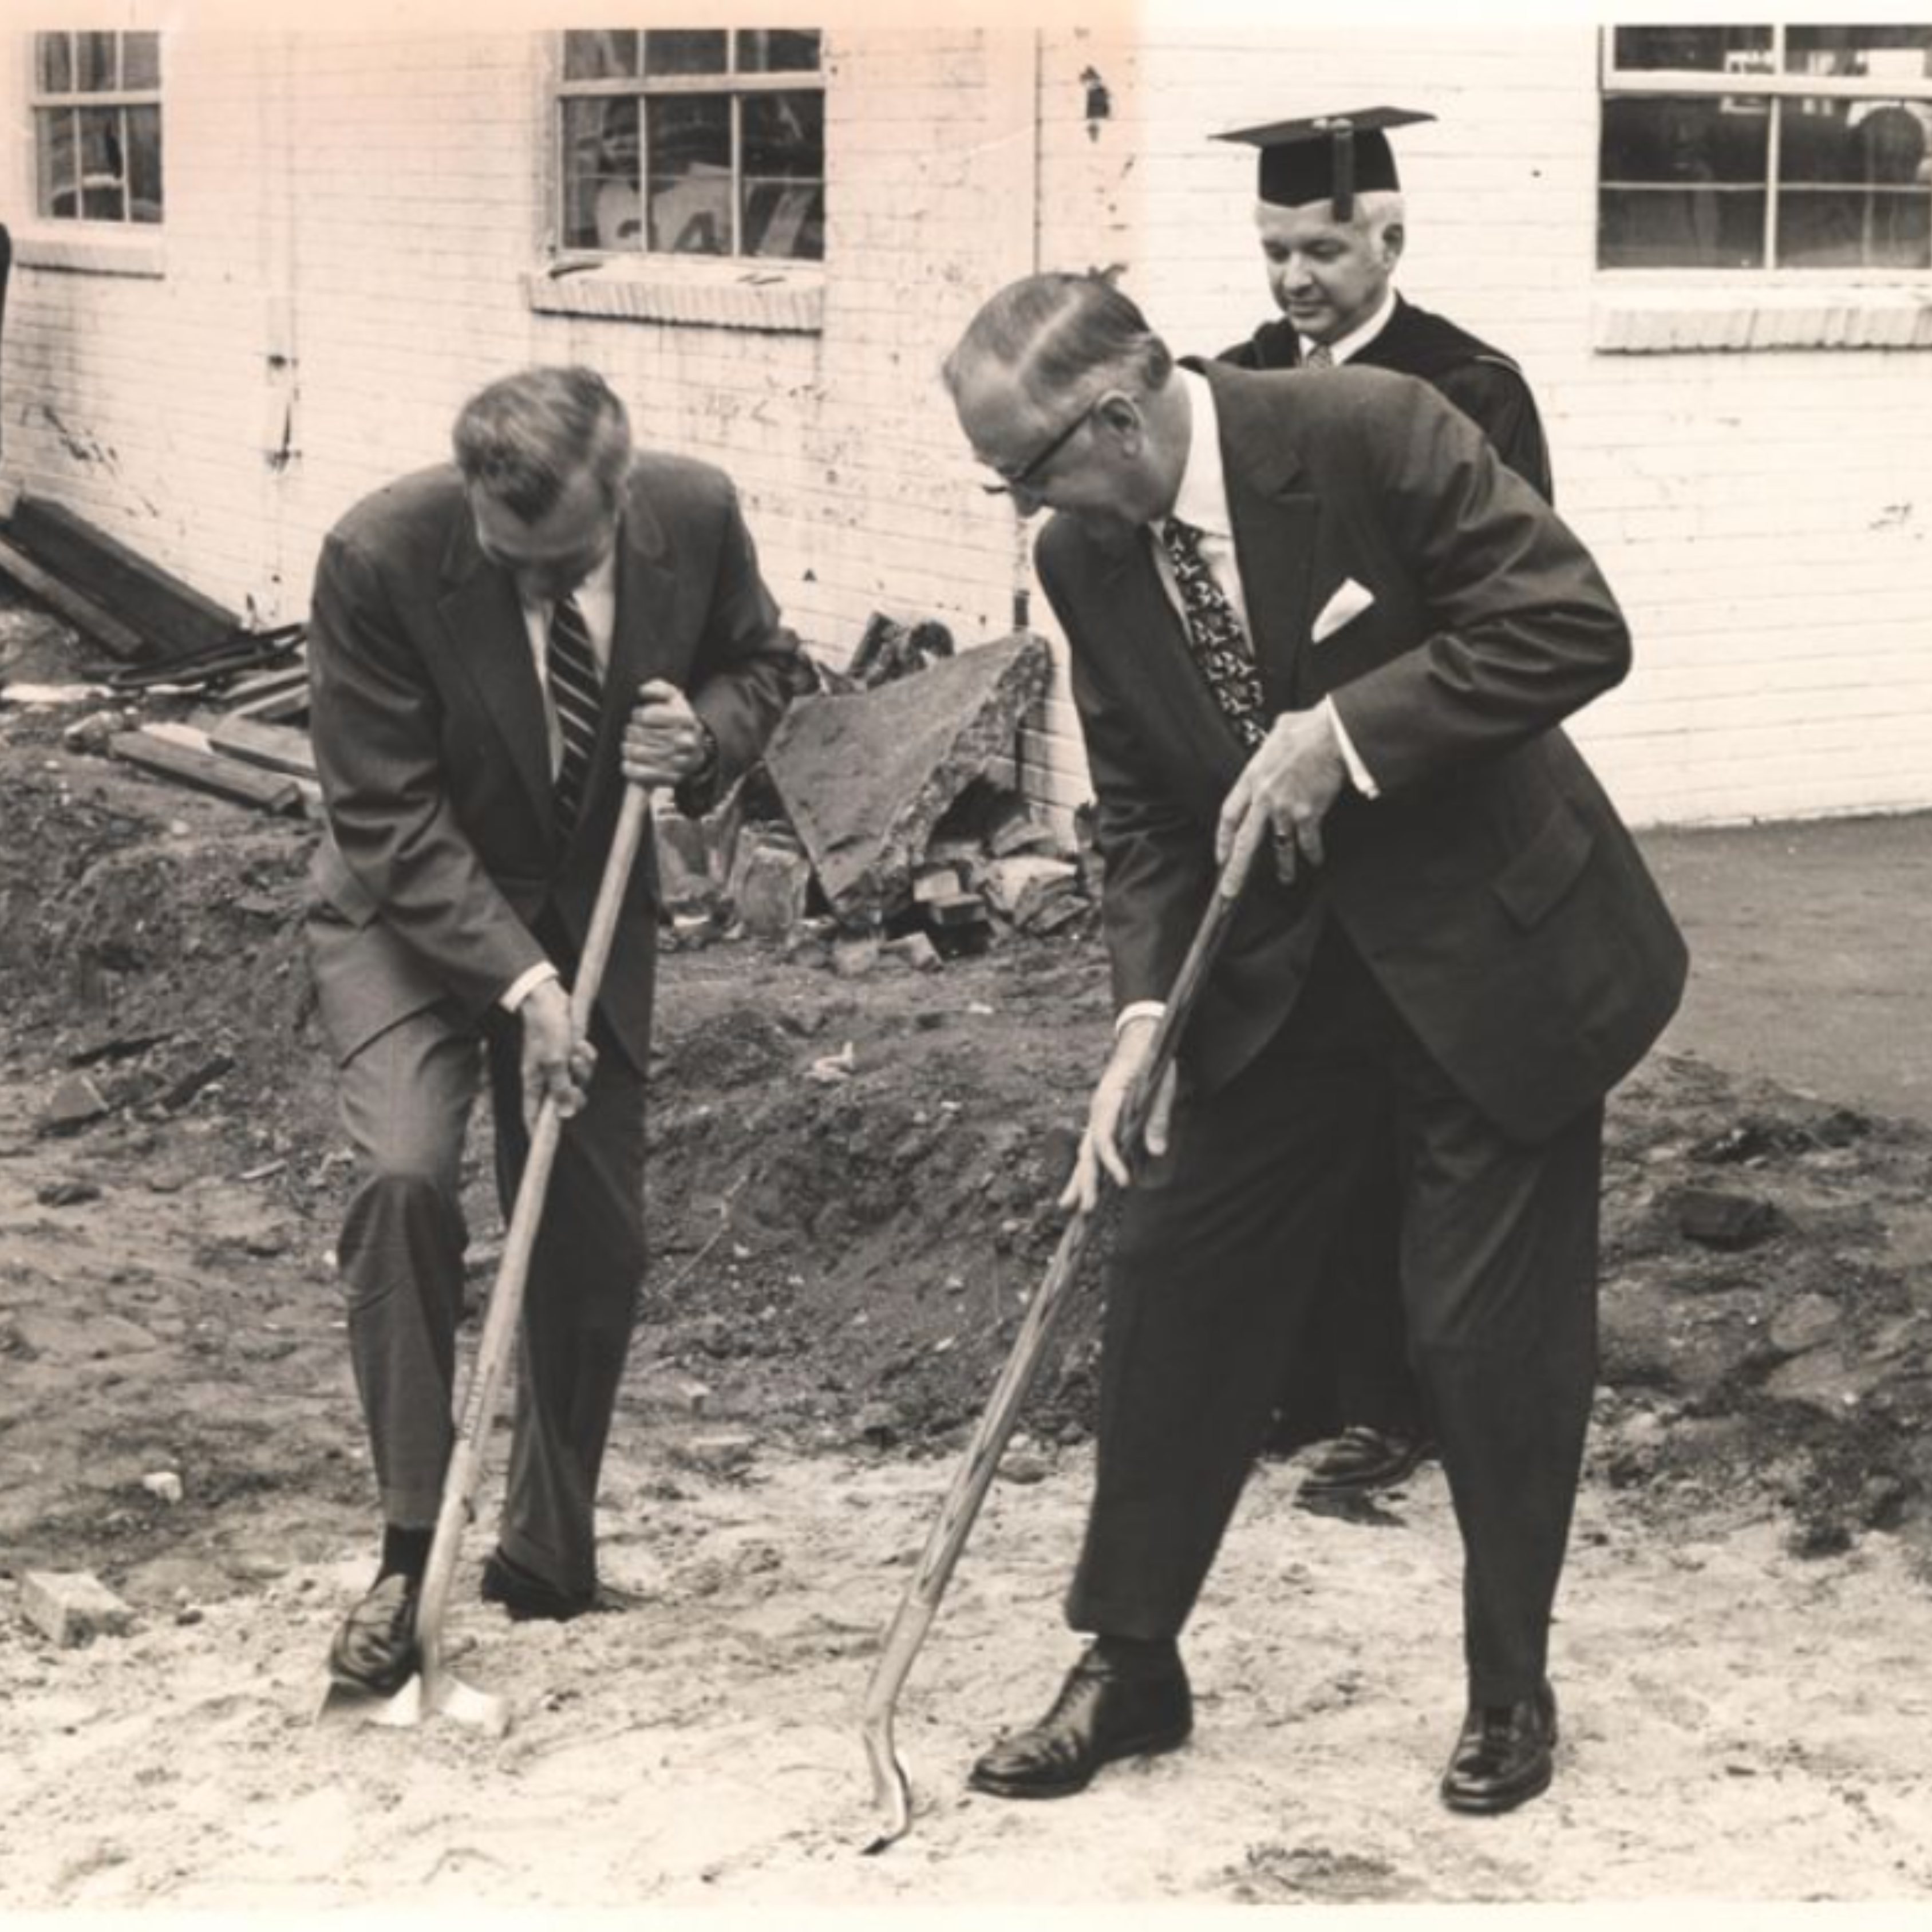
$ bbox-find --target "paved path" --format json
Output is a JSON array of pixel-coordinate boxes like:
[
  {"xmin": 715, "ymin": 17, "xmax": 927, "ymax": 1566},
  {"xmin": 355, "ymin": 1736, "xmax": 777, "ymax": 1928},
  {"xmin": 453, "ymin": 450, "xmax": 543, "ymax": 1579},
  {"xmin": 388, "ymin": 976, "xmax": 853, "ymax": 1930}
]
[{"xmin": 1639, "ymin": 812, "xmax": 1932, "ymax": 1124}]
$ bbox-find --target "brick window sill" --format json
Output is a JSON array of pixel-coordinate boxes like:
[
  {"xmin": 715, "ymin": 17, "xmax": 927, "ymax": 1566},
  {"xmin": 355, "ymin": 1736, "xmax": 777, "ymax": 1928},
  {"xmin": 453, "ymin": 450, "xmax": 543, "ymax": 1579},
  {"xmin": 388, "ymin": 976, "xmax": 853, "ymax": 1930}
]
[
  {"xmin": 524, "ymin": 256, "xmax": 824, "ymax": 333},
  {"xmin": 1594, "ymin": 283, "xmax": 1932, "ymax": 353},
  {"xmin": 13, "ymin": 228, "xmax": 166, "ymax": 279}
]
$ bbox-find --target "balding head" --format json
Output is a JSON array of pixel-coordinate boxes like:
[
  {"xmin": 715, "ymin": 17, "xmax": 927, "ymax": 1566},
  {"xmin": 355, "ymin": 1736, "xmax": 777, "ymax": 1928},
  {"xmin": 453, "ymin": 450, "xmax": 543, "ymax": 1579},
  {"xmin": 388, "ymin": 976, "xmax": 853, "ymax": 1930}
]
[{"xmin": 943, "ymin": 272, "xmax": 1189, "ymax": 528}]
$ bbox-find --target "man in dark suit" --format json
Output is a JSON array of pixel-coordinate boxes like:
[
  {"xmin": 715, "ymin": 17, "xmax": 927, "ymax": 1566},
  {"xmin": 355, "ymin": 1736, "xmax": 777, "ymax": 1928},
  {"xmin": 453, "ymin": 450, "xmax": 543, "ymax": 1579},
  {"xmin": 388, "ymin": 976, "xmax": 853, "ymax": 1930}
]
[
  {"xmin": 1214, "ymin": 109, "xmax": 1554, "ymax": 1500},
  {"xmin": 943, "ymin": 272, "xmax": 1685, "ymax": 1814},
  {"xmin": 306, "ymin": 365, "xmax": 804, "ymax": 1693}
]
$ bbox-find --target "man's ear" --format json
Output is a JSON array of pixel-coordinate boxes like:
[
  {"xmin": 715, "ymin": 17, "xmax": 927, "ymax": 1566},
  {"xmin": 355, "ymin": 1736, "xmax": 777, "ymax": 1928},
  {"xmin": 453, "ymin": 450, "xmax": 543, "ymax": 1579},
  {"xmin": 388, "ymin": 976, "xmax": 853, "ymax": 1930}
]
[{"xmin": 1382, "ymin": 221, "xmax": 1406, "ymax": 268}]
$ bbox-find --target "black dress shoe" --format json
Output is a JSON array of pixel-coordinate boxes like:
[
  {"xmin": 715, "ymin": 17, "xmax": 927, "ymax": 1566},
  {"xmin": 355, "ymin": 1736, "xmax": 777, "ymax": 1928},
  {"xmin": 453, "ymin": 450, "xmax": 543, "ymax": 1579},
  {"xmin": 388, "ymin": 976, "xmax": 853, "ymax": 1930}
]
[
  {"xmin": 969, "ymin": 1645, "xmax": 1192, "ymax": 1800},
  {"xmin": 327, "ymin": 1571, "xmax": 420, "ymax": 1695},
  {"xmin": 1440, "ymin": 1680, "xmax": 1559, "ymax": 1815},
  {"xmin": 480, "ymin": 1548, "xmax": 638, "ymax": 1623},
  {"xmin": 1297, "ymin": 1425, "xmax": 1431, "ymax": 1499}
]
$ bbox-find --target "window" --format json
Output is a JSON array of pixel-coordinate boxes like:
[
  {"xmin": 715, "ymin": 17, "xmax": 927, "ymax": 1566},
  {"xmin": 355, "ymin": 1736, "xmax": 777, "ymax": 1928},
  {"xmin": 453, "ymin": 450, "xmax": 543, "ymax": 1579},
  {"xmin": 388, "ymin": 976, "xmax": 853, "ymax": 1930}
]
[
  {"xmin": 1601, "ymin": 26, "xmax": 1932, "ymax": 270},
  {"xmin": 556, "ymin": 30, "xmax": 824, "ymax": 263},
  {"xmin": 32, "ymin": 30, "xmax": 163, "ymax": 226}
]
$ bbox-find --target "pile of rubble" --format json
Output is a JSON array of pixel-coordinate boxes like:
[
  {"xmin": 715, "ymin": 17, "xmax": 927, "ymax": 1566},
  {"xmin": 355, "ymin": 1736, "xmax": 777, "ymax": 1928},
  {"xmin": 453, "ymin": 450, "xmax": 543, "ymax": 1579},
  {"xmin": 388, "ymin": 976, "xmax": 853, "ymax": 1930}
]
[{"xmin": 655, "ymin": 622, "xmax": 1095, "ymax": 962}]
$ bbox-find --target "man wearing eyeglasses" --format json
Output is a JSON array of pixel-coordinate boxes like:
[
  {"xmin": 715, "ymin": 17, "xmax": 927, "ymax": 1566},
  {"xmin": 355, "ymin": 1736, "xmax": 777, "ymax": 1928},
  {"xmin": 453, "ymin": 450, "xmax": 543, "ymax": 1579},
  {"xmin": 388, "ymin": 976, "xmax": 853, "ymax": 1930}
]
[{"xmin": 944, "ymin": 270, "xmax": 1685, "ymax": 1815}]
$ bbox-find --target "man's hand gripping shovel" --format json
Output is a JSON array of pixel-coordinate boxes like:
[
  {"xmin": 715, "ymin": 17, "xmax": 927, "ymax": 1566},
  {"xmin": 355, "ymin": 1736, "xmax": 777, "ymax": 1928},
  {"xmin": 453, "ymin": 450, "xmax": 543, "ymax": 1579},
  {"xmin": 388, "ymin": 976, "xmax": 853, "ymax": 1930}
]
[
  {"xmin": 315, "ymin": 783, "xmax": 650, "ymax": 1736},
  {"xmin": 858, "ymin": 810, "xmax": 1268, "ymax": 1850}
]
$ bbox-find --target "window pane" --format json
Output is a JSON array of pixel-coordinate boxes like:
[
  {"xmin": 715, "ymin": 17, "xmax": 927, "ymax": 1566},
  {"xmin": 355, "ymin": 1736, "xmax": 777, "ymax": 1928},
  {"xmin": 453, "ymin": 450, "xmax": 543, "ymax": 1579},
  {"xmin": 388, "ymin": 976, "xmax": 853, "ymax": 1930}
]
[
  {"xmin": 1778, "ymin": 98, "xmax": 1932, "ymax": 267},
  {"xmin": 1599, "ymin": 188, "xmax": 1767, "ymax": 267},
  {"xmin": 742, "ymin": 90, "xmax": 822, "ymax": 179},
  {"xmin": 1785, "ymin": 26, "xmax": 1932, "ymax": 81},
  {"xmin": 128, "ymin": 102, "xmax": 162, "ymax": 222},
  {"xmin": 736, "ymin": 30, "xmax": 822, "ymax": 74},
  {"xmin": 1601, "ymin": 96, "xmax": 1769, "ymax": 265},
  {"xmin": 563, "ymin": 31, "xmax": 637, "ymax": 82},
  {"xmin": 79, "ymin": 106, "xmax": 127, "ymax": 220},
  {"xmin": 76, "ymin": 31, "xmax": 116, "ymax": 92},
  {"xmin": 35, "ymin": 107, "xmax": 77, "ymax": 219},
  {"xmin": 123, "ymin": 31, "xmax": 160, "ymax": 90},
  {"xmin": 37, "ymin": 33, "xmax": 73, "ymax": 95},
  {"xmin": 1602, "ymin": 94, "xmax": 1769, "ymax": 187},
  {"xmin": 646, "ymin": 95, "xmax": 732, "ymax": 253},
  {"xmin": 1611, "ymin": 27, "xmax": 1772, "ymax": 75},
  {"xmin": 561, "ymin": 95, "xmax": 641, "ymax": 248},
  {"xmin": 744, "ymin": 181, "xmax": 824, "ymax": 260},
  {"xmin": 643, "ymin": 30, "xmax": 726, "ymax": 77}
]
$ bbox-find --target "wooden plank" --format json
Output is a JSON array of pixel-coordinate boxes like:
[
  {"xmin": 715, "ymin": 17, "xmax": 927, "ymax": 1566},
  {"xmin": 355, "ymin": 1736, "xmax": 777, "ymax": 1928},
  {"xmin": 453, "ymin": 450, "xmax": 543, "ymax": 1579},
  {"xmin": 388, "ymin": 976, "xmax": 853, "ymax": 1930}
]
[
  {"xmin": 9, "ymin": 496, "xmax": 241, "ymax": 663},
  {"xmin": 108, "ymin": 729, "xmax": 303, "ymax": 815},
  {"xmin": 0, "ymin": 532, "xmax": 152, "ymax": 661},
  {"xmin": 207, "ymin": 714, "xmax": 317, "ymax": 781},
  {"xmin": 223, "ymin": 658, "xmax": 310, "ymax": 725}
]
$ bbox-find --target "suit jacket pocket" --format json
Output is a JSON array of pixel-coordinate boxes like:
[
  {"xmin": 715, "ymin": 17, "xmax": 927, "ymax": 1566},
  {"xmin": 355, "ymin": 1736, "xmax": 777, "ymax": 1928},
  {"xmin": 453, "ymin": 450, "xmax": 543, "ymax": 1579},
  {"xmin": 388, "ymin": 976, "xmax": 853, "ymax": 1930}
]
[
  {"xmin": 1491, "ymin": 798, "xmax": 1595, "ymax": 931},
  {"xmin": 307, "ymin": 835, "xmax": 383, "ymax": 929}
]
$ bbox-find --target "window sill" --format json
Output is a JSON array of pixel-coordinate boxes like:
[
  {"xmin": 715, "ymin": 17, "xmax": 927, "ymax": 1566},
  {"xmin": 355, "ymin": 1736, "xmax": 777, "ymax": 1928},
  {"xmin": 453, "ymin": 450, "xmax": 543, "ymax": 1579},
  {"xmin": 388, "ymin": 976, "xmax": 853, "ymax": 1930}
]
[
  {"xmin": 11, "ymin": 227, "xmax": 166, "ymax": 279},
  {"xmin": 1594, "ymin": 283, "xmax": 1932, "ymax": 353},
  {"xmin": 524, "ymin": 256, "xmax": 824, "ymax": 333}
]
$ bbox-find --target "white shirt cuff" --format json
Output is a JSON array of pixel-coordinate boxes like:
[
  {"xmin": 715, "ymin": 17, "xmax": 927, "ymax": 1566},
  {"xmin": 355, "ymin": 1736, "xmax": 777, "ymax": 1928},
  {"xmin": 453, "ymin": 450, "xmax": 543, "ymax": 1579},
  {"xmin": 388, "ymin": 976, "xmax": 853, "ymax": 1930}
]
[
  {"xmin": 1115, "ymin": 1000, "xmax": 1167, "ymax": 1033},
  {"xmin": 1322, "ymin": 695, "xmax": 1380, "ymax": 800},
  {"xmin": 500, "ymin": 962, "xmax": 560, "ymax": 1013}
]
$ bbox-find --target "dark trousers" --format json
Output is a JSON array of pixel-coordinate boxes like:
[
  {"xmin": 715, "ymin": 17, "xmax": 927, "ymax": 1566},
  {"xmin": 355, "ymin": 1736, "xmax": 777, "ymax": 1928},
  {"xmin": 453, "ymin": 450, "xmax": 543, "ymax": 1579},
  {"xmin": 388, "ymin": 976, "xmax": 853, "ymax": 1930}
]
[
  {"xmin": 1067, "ymin": 926, "xmax": 1601, "ymax": 1705},
  {"xmin": 333, "ymin": 1000, "xmax": 647, "ymax": 1598}
]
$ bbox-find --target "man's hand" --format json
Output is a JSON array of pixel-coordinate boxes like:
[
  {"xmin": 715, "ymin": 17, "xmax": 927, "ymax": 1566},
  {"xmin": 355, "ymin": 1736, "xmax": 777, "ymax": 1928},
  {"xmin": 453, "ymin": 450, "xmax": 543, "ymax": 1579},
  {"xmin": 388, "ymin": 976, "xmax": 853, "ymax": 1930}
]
[
  {"xmin": 1218, "ymin": 706, "xmax": 1348, "ymax": 886},
  {"xmin": 622, "ymin": 678, "xmax": 713, "ymax": 788},
  {"xmin": 516, "ymin": 976, "xmax": 596, "ymax": 1124},
  {"xmin": 1058, "ymin": 1013, "xmax": 1177, "ymax": 1215}
]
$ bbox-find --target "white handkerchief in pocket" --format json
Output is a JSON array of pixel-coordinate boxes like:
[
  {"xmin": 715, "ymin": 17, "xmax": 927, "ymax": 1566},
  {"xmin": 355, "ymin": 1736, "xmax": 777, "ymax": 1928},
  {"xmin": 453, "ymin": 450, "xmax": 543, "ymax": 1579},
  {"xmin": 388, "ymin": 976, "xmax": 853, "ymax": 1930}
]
[{"xmin": 1312, "ymin": 577, "xmax": 1375, "ymax": 644}]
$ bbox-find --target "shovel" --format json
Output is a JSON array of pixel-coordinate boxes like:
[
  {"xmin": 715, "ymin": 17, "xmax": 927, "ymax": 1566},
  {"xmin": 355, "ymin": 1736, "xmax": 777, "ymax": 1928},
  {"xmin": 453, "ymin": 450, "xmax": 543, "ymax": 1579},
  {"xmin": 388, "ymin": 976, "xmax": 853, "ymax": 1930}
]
[
  {"xmin": 317, "ymin": 781, "xmax": 651, "ymax": 1736},
  {"xmin": 859, "ymin": 811, "xmax": 1267, "ymax": 1851}
]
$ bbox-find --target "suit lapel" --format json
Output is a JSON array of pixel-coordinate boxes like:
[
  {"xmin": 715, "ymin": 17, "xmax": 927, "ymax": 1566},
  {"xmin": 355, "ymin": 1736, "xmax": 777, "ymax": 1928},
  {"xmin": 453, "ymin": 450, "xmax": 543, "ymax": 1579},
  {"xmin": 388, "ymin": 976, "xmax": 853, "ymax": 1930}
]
[
  {"xmin": 1095, "ymin": 526, "xmax": 1250, "ymax": 795},
  {"xmin": 1205, "ymin": 363, "xmax": 1321, "ymax": 712},
  {"xmin": 435, "ymin": 509, "xmax": 553, "ymax": 829}
]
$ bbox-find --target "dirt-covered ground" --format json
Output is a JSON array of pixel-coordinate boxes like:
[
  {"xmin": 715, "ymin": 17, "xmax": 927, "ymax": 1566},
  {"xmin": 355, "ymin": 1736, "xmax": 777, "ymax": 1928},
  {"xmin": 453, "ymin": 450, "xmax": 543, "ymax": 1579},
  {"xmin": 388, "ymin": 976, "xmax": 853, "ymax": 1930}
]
[{"xmin": 6, "ymin": 599, "xmax": 1932, "ymax": 1911}]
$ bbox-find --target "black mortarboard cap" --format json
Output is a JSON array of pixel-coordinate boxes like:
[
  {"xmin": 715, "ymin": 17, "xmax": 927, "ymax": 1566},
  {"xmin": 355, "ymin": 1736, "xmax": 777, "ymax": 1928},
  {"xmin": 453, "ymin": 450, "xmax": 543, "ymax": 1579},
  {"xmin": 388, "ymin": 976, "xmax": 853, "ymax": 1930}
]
[{"xmin": 1215, "ymin": 106, "xmax": 1435, "ymax": 220}]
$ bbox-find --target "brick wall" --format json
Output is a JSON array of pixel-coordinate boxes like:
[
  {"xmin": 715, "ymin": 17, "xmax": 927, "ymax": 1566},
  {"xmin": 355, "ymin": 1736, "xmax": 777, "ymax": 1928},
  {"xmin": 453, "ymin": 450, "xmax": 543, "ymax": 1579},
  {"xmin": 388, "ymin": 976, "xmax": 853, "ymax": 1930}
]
[{"xmin": 3, "ymin": 23, "xmax": 1929, "ymax": 830}]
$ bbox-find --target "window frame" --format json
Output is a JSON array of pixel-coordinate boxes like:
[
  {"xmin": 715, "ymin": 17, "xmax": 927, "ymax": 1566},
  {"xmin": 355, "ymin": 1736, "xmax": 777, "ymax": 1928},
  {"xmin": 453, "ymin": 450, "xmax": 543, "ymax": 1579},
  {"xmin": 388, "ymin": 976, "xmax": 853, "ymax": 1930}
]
[
  {"xmin": 552, "ymin": 29, "xmax": 825, "ymax": 266},
  {"xmin": 30, "ymin": 30, "xmax": 164, "ymax": 230},
  {"xmin": 1598, "ymin": 25, "xmax": 1932, "ymax": 278}
]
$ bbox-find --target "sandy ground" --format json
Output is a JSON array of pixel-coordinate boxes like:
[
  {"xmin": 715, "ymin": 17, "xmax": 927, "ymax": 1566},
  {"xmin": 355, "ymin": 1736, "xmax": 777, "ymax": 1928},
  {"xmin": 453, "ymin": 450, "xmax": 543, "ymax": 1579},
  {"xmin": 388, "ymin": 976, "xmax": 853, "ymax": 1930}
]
[{"xmin": 6, "ymin": 1057, "xmax": 1932, "ymax": 1919}]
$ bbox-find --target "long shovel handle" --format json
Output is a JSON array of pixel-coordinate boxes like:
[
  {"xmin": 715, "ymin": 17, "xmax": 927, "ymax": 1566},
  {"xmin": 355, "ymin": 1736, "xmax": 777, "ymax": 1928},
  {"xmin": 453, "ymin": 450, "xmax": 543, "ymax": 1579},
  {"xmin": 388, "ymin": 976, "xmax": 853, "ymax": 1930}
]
[
  {"xmin": 414, "ymin": 783, "xmax": 652, "ymax": 1698},
  {"xmin": 860, "ymin": 811, "xmax": 1269, "ymax": 1850}
]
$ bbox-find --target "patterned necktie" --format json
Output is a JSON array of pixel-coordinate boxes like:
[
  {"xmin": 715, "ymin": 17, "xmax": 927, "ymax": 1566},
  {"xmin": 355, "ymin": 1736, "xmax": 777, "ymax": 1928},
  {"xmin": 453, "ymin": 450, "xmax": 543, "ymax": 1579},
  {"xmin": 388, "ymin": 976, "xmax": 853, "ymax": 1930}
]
[
  {"xmin": 546, "ymin": 592, "xmax": 603, "ymax": 834},
  {"xmin": 1157, "ymin": 517, "xmax": 1270, "ymax": 750},
  {"xmin": 1303, "ymin": 342, "xmax": 1336, "ymax": 370}
]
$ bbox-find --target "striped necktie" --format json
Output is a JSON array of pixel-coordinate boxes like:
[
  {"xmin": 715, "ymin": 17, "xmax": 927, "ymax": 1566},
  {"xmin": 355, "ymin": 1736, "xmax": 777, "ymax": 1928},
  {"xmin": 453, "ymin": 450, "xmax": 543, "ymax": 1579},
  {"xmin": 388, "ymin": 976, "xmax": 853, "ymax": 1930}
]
[
  {"xmin": 1303, "ymin": 342, "xmax": 1336, "ymax": 369},
  {"xmin": 1157, "ymin": 517, "xmax": 1269, "ymax": 751},
  {"xmin": 546, "ymin": 592, "xmax": 603, "ymax": 834}
]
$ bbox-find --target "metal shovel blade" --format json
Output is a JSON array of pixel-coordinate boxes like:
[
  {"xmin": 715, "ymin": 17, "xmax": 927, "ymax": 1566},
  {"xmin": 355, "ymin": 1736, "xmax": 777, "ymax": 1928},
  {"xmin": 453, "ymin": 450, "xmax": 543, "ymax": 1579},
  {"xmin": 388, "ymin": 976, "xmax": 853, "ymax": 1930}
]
[
  {"xmin": 860, "ymin": 1722, "xmax": 912, "ymax": 1855},
  {"xmin": 311, "ymin": 1663, "xmax": 508, "ymax": 1737}
]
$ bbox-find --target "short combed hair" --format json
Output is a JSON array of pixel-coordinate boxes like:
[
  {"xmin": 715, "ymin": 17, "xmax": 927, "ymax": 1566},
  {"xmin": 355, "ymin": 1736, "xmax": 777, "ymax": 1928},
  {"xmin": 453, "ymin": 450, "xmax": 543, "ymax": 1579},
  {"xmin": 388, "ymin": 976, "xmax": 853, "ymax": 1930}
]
[
  {"xmin": 452, "ymin": 365, "xmax": 633, "ymax": 524},
  {"xmin": 943, "ymin": 270, "xmax": 1174, "ymax": 412}
]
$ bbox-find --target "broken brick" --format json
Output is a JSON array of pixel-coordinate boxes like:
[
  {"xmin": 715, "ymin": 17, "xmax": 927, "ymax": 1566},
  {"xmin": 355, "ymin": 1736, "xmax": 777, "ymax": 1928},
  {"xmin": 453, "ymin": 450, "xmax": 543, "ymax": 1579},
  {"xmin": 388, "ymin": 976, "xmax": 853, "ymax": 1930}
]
[{"xmin": 20, "ymin": 1570, "xmax": 136, "ymax": 1647}]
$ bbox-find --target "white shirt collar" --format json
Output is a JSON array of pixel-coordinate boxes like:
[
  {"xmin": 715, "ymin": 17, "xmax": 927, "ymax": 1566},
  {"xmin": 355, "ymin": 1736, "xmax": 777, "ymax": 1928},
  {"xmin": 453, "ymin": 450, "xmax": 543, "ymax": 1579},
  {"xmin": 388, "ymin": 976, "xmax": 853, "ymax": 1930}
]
[
  {"xmin": 1167, "ymin": 365, "xmax": 1232, "ymax": 540},
  {"xmin": 1302, "ymin": 285, "xmax": 1398, "ymax": 368}
]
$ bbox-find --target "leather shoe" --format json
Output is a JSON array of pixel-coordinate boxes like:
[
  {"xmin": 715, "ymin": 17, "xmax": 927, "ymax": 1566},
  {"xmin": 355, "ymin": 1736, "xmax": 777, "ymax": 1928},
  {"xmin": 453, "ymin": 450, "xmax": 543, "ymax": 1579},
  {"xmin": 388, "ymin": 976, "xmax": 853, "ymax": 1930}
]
[
  {"xmin": 327, "ymin": 1571, "xmax": 420, "ymax": 1695},
  {"xmin": 1440, "ymin": 1680, "xmax": 1558, "ymax": 1815},
  {"xmin": 1297, "ymin": 1425, "xmax": 1430, "ymax": 1499},
  {"xmin": 969, "ymin": 1645, "xmax": 1192, "ymax": 1799},
  {"xmin": 480, "ymin": 1548, "xmax": 638, "ymax": 1623}
]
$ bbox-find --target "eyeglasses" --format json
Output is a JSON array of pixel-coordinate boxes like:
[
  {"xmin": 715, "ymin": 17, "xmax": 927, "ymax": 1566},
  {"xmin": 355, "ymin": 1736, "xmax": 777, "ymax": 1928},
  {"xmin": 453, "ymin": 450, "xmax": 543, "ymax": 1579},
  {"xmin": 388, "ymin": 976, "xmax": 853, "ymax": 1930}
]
[{"xmin": 979, "ymin": 399, "xmax": 1101, "ymax": 497}]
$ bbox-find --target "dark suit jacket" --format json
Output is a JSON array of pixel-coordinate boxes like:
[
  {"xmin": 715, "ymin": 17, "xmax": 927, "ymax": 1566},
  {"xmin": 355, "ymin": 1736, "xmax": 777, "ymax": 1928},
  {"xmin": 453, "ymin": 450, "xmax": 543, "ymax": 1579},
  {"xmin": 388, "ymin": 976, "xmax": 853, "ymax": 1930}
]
[
  {"xmin": 305, "ymin": 453, "xmax": 804, "ymax": 1074},
  {"xmin": 1220, "ymin": 295, "xmax": 1554, "ymax": 501},
  {"xmin": 1040, "ymin": 360, "xmax": 1685, "ymax": 1145}
]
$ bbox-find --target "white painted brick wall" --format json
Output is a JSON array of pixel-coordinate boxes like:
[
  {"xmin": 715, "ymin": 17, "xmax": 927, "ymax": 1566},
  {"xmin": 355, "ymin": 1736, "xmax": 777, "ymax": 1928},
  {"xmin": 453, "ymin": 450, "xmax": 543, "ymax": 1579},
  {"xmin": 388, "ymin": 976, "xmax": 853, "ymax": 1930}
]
[{"xmin": 2, "ymin": 23, "xmax": 1928, "ymax": 833}]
